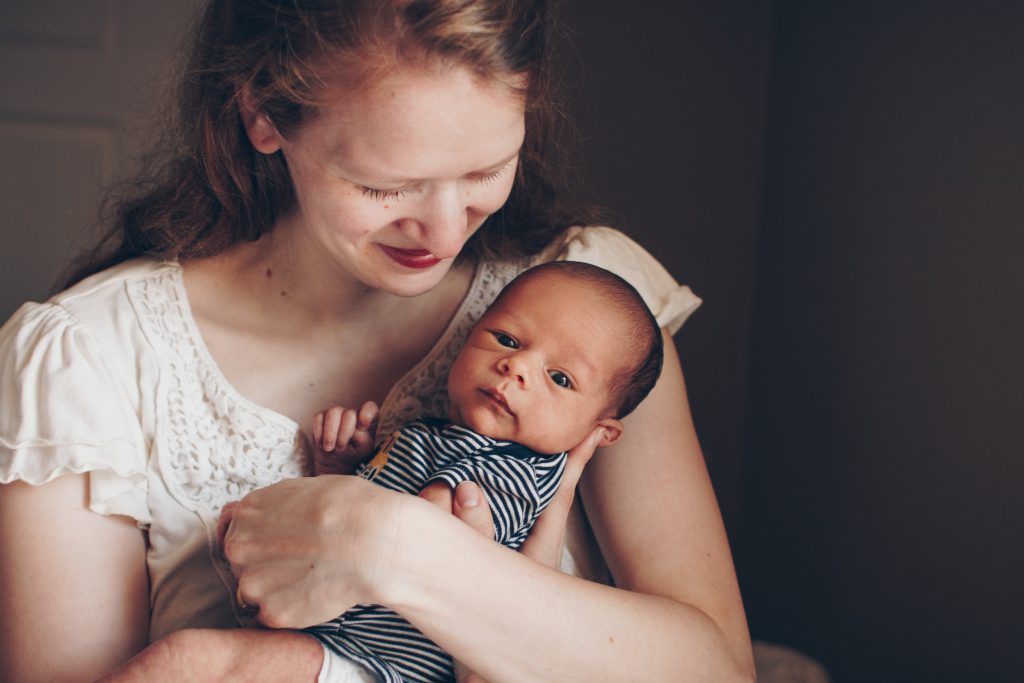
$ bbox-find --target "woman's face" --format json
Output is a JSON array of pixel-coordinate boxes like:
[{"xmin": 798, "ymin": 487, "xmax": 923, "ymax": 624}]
[{"xmin": 260, "ymin": 66, "xmax": 526, "ymax": 297}]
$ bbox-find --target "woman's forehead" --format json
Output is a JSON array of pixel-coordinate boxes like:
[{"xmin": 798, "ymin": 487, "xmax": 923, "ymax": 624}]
[{"xmin": 296, "ymin": 65, "xmax": 526, "ymax": 180}]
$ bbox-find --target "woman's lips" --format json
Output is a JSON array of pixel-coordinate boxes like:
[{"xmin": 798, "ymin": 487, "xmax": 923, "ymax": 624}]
[{"xmin": 379, "ymin": 245, "xmax": 442, "ymax": 269}]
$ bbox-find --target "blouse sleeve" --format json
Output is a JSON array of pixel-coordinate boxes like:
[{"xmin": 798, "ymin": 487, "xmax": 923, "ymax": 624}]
[
  {"xmin": 552, "ymin": 226, "xmax": 702, "ymax": 335},
  {"xmin": 0, "ymin": 301, "xmax": 150, "ymax": 525}
]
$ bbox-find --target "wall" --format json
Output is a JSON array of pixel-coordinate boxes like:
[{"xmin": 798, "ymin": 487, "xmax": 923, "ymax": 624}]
[
  {"xmin": 739, "ymin": 3, "xmax": 1024, "ymax": 682},
  {"xmin": 561, "ymin": 0, "xmax": 774, "ymax": 531},
  {"xmin": 0, "ymin": 1, "xmax": 200, "ymax": 321},
  {"xmin": 567, "ymin": 2, "xmax": 1024, "ymax": 681}
]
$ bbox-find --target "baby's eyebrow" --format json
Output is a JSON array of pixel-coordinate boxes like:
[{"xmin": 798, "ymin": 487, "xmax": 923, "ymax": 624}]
[{"xmin": 563, "ymin": 349, "xmax": 598, "ymax": 383}]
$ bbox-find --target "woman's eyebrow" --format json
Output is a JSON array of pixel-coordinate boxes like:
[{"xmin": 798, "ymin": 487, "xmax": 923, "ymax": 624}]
[{"xmin": 326, "ymin": 146, "xmax": 521, "ymax": 185}]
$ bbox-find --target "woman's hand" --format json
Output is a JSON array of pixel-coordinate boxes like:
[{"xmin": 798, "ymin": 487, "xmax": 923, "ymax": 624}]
[
  {"xmin": 448, "ymin": 427, "xmax": 603, "ymax": 567},
  {"xmin": 218, "ymin": 475, "xmax": 411, "ymax": 628},
  {"xmin": 449, "ymin": 428, "xmax": 602, "ymax": 683},
  {"xmin": 518, "ymin": 427, "xmax": 603, "ymax": 567}
]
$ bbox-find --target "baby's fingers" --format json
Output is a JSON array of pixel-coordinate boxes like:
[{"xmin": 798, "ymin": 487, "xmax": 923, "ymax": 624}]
[
  {"xmin": 312, "ymin": 411, "xmax": 325, "ymax": 446},
  {"xmin": 356, "ymin": 401, "xmax": 379, "ymax": 434},
  {"xmin": 335, "ymin": 410, "xmax": 358, "ymax": 451},
  {"xmin": 319, "ymin": 406, "xmax": 356, "ymax": 452},
  {"xmin": 347, "ymin": 401, "xmax": 380, "ymax": 456}
]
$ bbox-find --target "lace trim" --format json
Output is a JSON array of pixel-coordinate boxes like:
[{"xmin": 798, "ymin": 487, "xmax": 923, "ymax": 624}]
[
  {"xmin": 125, "ymin": 258, "xmax": 527, "ymax": 620},
  {"xmin": 129, "ymin": 266, "xmax": 307, "ymax": 522},
  {"xmin": 130, "ymin": 265, "xmax": 310, "ymax": 621},
  {"xmin": 376, "ymin": 259, "xmax": 525, "ymax": 438},
  {"xmin": 129, "ymin": 260, "xmax": 528, "ymax": 519}
]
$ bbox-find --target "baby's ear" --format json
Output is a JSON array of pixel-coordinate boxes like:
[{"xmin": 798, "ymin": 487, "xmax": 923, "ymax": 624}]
[{"xmin": 594, "ymin": 418, "xmax": 624, "ymax": 448}]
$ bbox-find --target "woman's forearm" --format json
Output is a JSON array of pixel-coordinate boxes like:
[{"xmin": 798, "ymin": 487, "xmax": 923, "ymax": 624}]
[
  {"xmin": 382, "ymin": 498, "xmax": 752, "ymax": 683},
  {"xmin": 379, "ymin": 336, "xmax": 754, "ymax": 682},
  {"xmin": 96, "ymin": 628, "xmax": 323, "ymax": 683}
]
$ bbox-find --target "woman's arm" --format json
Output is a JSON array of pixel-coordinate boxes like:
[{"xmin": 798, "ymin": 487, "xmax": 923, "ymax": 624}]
[
  {"xmin": 0, "ymin": 474, "xmax": 150, "ymax": 683},
  {"xmin": 579, "ymin": 331, "xmax": 755, "ymax": 677},
  {"xmin": 388, "ymin": 332, "xmax": 753, "ymax": 682},
  {"xmin": 224, "ymin": 332, "xmax": 754, "ymax": 682}
]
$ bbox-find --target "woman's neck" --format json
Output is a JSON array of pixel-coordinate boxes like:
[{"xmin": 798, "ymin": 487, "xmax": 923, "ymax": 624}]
[
  {"xmin": 186, "ymin": 217, "xmax": 478, "ymax": 338},
  {"xmin": 180, "ymin": 223, "xmax": 477, "ymax": 422},
  {"xmin": 238, "ymin": 224, "xmax": 393, "ymax": 324}
]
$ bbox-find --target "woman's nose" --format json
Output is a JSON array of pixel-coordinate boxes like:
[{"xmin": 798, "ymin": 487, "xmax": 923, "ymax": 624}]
[{"xmin": 397, "ymin": 183, "xmax": 468, "ymax": 259}]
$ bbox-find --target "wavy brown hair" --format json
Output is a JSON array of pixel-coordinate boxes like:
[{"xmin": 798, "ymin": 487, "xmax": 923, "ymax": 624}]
[{"xmin": 63, "ymin": 0, "xmax": 601, "ymax": 287}]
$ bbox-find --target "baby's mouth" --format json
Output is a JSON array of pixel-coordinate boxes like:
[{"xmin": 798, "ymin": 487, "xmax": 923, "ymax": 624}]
[{"xmin": 480, "ymin": 388, "xmax": 515, "ymax": 417}]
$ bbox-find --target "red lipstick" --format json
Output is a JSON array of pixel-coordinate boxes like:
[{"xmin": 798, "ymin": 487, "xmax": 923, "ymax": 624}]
[{"xmin": 379, "ymin": 245, "xmax": 442, "ymax": 269}]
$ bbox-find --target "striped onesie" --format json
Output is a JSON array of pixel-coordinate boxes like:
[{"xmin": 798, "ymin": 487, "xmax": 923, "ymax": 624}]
[{"xmin": 305, "ymin": 417, "xmax": 568, "ymax": 683}]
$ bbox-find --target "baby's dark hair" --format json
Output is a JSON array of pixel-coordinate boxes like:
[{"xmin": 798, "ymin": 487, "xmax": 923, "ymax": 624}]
[{"xmin": 497, "ymin": 261, "xmax": 664, "ymax": 419}]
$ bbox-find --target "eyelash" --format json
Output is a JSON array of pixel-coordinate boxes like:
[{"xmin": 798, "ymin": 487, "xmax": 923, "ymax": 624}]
[
  {"xmin": 360, "ymin": 161, "xmax": 513, "ymax": 202},
  {"xmin": 360, "ymin": 187, "xmax": 410, "ymax": 201}
]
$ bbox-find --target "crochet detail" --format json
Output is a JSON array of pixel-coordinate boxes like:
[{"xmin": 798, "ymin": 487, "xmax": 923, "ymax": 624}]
[{"xmin": 129, "ymin": 266, "xmax": 307, "ymax": 523}]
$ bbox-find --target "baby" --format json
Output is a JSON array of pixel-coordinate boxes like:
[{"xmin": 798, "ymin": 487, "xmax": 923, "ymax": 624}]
[
  {"xmin": 302, "ymin": 260, "xmax": 664, "ymax": 683},
  {"xmin": 107, "ymin": 261, "xmax": 664, "ymax": 683}
]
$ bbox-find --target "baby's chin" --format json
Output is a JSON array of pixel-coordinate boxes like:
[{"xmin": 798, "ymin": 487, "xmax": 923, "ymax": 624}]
[
  {"xmin": 498, "ymin": 431, "xmax": 577, "ymax": 455},
  {"xmin": 451, "ymin": 405, "xmax": 515, "ymax": 441},
  {"xmin": 450, "ymin": 403, "xmax": 581, "ymax": 454}
]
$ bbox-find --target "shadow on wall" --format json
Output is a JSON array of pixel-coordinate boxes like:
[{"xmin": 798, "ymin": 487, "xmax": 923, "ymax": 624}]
[
  {"xmin": 564, "ymin": 2, "xmax": 1024, "ymax": 682},
  {"xmin": 737, "ymin": 3, "xmax": 1024, "ymax": 683}
]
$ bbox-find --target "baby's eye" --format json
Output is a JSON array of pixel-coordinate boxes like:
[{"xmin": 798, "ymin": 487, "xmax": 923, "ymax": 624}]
[
  {"xmin": 493, "ymin": 332, "xmax": 519, "ymax": 349},
  {"xmin": 549, "ymin": 371, "xmax": 573, "ymax": 389}
]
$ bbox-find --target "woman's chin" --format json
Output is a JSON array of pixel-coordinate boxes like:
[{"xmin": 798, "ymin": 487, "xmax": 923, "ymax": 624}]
[{"xmin": 368, "ymin": 259, "xmax": 456, "ymax": 298}]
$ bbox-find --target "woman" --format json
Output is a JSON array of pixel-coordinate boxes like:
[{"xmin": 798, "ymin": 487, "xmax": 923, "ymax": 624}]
[{"xmin": 0, "ymin": 1, "xmax": 754, "ymax": 681}]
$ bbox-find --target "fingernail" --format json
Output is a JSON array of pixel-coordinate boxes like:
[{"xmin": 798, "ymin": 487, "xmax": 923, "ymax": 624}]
[{"xmin": 458, "ymin": 485, "xmax": 479, "ymax": 508}]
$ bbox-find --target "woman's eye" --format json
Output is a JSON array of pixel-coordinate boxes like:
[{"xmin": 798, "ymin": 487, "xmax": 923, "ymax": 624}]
[
  {"xmin": 360, "ymin": 186, "xmax": 409, "ymax": 201},
  {"xmin": 493, "ymin": 332, "xmax": 518, "ymax": 349},
  {"xmin": 474, "ymin": 160, "xmax": 514, "ymax": 185},
  {"xmin": 549, "ymin": 371, "xmax": 573, "ymax": 389}
]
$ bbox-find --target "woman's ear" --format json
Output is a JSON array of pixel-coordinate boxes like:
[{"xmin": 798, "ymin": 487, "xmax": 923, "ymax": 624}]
[
  {"xmin": 594, "ymin": 418, "xmax": 624, "ymax": 448},
  {"xmin": 238, "ymin": 87, "xmax": 283, "ymax": 154}
]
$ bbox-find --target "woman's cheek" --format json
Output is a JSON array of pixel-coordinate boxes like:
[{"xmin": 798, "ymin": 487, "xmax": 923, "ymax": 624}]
[
  {"xmin": 331, "ymin": 196, "xmax": 395, "ymax": 236},
  {"xmin": 476, "ymin": 176, "xmax": 517, "ymax": 218}
]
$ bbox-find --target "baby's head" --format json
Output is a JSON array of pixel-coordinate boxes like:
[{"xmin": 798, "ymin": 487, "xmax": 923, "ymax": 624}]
[{"xmin": 447, "ymin": 261, "xmax": 664, "ymax": 454}]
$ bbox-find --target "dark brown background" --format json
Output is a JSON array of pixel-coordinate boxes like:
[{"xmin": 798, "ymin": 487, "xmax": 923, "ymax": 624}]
[{"xmin": 561, "ymin": 2, "xmax": 1023, "ymax": 682}]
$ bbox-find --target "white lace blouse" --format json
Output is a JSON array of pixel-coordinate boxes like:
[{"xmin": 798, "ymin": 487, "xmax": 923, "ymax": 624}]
[{"xmin": 0, "ymin": 227, "xmax": 700, "ymax": 642}]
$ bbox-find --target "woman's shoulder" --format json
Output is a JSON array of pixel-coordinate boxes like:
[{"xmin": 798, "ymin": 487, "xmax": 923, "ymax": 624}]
[
  {"xmin": 0, "ymin": 258, "xmax": 180, "ymax": 393},
  {"xmin": 0, "ymin": 262, "xmax": 159, "ymax": 522},
  {"xmin": 7, "ymin": 258, "xmax": 178, "ymax": 341},
  {"xmin": 52, "ymin": 258, "xmax": 179, "ymax": 312}
]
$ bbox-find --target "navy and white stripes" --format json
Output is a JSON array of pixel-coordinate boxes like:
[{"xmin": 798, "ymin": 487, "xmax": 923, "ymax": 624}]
[{"xmin": 306, "ymin": 417, "xmax": 567, "ymax": 683}]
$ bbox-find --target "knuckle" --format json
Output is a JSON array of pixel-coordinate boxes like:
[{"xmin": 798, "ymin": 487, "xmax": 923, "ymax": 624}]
[{"xmin": 222, "ymin": 535, "xmax": 245, "ymax": 561}]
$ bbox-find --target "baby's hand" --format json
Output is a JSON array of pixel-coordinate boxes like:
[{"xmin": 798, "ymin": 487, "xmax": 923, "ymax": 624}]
[{"xmin": 311, "ymin": 401, "xmax": 379, "ymax": 476}]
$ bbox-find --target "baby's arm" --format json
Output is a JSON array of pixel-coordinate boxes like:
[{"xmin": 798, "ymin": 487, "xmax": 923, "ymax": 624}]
[
  {"xmin": 311, "ymin": 401, "xmax": 378, "ymax": 476},
  {"xmin": 97, "ymin": 628, "xmax": 323, "ymax": 683}
]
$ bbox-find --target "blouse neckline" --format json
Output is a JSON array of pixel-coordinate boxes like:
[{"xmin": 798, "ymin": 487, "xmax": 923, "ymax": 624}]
[{"xmin": 166, "ymin": 259, "xmax": 486, "ymax": 435}]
